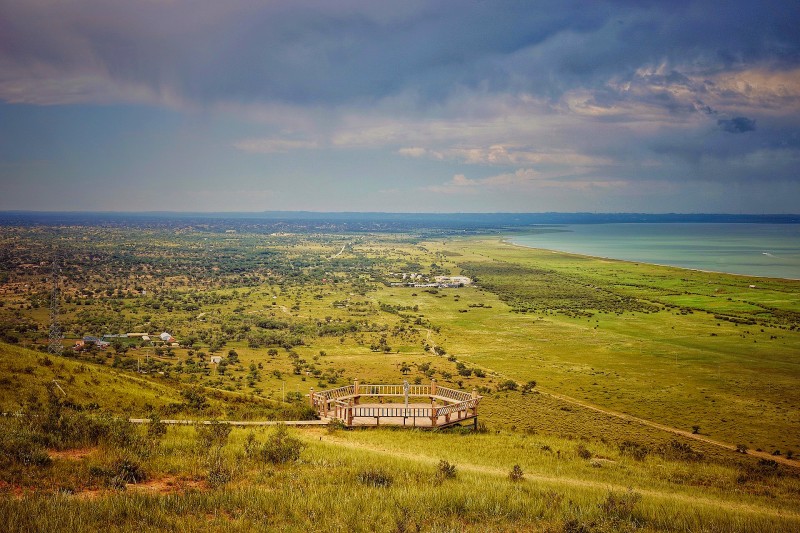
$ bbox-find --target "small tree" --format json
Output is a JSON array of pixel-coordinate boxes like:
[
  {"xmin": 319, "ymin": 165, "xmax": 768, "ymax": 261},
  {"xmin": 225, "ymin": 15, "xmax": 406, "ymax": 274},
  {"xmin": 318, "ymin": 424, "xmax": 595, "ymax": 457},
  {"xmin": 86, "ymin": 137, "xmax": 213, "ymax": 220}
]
[
  {"xmin": 509, "ymin": 464, "xmax": 524, "ymax": 482},
  {"xmin": 260, "ymin": 424, "xmax": 304, "ymax": 464},
  {"xmin": 182, "ymin": 386, "xmax": 208, "ymax": 411},
  {"xmin": 497, "ymin": 379, "xmax": 518, "ymax": 392},
  {"xmin": 196, "ymin": 421, "xmax": 232, "ymax": 451}
]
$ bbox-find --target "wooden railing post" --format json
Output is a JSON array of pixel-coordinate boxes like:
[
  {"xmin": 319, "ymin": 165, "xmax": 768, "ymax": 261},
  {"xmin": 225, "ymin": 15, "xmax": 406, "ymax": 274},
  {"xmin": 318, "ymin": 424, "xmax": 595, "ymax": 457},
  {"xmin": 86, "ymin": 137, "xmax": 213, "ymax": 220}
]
[
  {"xmin": 431, "ymin": 378, "xmax": 437, "ymax": 397},
  {"xmin": 347, "ymin": 398, "xmax": 354, "ymax": 426},
  {"xmin": 353, "ymin": 379, "xmax": 360, "ymax": 405},
  {"xmin": 309, "ymin": 388, "xmax": 315, "ymax": 408},
  {"xmin": 471, "ymin": 388, "xmax": 478, "ymax": 416},
  {"xmin": 430, "ymin": 398, "xmax": 437, "ymax": 427}
]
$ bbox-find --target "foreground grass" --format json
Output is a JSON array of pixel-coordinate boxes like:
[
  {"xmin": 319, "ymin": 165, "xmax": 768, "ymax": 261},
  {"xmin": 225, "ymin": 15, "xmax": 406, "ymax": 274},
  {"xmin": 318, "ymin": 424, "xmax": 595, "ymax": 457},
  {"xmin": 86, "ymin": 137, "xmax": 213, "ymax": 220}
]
[
  {"xmin": 2, "ymin": 224, "xmax": 799, "ymax": 531},
  {"xmin": 2, "ymin": 424, "xmax": 799, "ymax": 532}
]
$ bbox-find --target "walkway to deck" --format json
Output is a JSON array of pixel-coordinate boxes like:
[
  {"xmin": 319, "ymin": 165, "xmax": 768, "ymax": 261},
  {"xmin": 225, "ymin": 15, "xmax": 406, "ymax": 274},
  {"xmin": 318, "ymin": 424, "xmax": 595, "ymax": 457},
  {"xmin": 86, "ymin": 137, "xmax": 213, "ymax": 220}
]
[{"xmin": 129, "ymin": 418, "xmax": 328, "ymax": 426}]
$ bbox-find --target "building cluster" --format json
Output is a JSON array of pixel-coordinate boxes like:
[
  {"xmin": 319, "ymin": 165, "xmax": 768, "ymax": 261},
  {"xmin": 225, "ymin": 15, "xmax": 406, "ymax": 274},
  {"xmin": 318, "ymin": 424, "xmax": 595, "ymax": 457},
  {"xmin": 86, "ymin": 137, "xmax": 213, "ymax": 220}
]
[
  {"xmin": 388, "ymin": 274, "xmax": 472, "ymax": 288},
  {"xmin": 73, "ymin": 331, "xmax": 178, "ymax": 351}
]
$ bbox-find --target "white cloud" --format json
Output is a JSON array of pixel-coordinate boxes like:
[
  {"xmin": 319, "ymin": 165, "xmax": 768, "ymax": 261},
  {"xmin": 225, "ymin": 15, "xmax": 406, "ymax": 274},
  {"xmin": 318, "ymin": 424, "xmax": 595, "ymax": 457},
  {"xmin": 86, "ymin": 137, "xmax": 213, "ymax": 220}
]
[
  {"xmin": 399, "ymin": 144, "xmax": 611, "ymax": 167},
  {"xmin": 424, "ymin": 168, "xmax": 631, "ymax": 195},
  {"xmin": 233, "ymin": 138, "xmax": 319, "ymax": 153}
]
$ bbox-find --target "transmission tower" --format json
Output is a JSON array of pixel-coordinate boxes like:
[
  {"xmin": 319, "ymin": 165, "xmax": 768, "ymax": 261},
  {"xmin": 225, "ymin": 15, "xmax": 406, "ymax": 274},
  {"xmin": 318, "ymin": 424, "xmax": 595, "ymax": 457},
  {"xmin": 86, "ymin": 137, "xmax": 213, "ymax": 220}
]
[{"xmin": 47, "ymin": 256, "xmax": 63, "ymax": 355}]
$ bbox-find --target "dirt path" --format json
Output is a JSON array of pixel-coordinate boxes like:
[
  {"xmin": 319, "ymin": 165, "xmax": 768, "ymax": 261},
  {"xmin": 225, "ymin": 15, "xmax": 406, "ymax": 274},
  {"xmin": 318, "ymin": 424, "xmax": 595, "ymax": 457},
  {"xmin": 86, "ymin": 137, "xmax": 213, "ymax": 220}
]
[
  {"xmin": 315, "ymin": 433, "xmax": 800, "ymax": 520},
  {"xmin": 425, "ymin": 329, "xmax": 438, "ymax": 355},
  {"xmin": 129, "ymin": 418, "xmax": 328, "ymax": 426},
  {"xmin": 331, "ymin": 242, "xmax": 348, "ymax": 258},
  {"xmin": 536, "ymin": 388, "xmax": 800, "ymax": 468},
  {"xmin": 462, "ymin": 356, "xmax": 799, "ymax": 469}
]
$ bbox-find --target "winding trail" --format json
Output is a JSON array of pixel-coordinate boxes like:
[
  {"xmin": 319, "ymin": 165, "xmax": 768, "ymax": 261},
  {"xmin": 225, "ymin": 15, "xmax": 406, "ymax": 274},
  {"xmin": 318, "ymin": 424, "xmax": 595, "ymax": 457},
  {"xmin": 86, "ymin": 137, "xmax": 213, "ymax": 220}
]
[
  {"xmin": 536, "ymin": 388, "xmax": 800, "ymax": 468},
  {"xmin": 455, "ymin": 350, "xmax": 800, "ymax": 469},
  {"xmin": 331, "ymin": 242, "xmax": 348, "ymax": 259},
  {"xmin": 425, "ymin": 328, "xmax": 438, "ymax": 355}
]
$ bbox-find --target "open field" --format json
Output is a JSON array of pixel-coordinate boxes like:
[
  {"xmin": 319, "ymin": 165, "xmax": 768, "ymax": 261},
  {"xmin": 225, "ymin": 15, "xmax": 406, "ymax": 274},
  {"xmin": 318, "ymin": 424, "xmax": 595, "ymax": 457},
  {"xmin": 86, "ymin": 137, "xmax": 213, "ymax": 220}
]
[{"xmin": 1, "ymin": 220, "xmax": 798, "ymax": 530}]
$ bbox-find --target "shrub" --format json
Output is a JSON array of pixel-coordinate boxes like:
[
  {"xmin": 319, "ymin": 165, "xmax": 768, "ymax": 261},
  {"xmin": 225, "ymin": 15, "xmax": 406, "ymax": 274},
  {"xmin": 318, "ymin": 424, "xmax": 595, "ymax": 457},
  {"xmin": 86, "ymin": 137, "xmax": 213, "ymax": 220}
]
[
  {"xmin": 737, "ymin": 459, "xmax": 781, "ymax": 484},
  {"xmin": 327, "ymin": 419, "xmax": 347, "ymax": 434},
  {"xmin": 206, "ymin": 449, "xmax": 233, "ymax": 489},
  {"xmin": 599, "ymin": 489, "xmax": 641, "ymax": 521},
  {"xmin": 618, "ymin": 440, "xmax": 649, "ymax": 461},
  {"xmin": 286, "ymin": 391, "xmax": 303, "ymax": 403},
  {"xmin": 146, "ymin": 413, "xmax": 167, "ymax": 441},
  {"xmin": 508, "ymin": 464, "xmax": 524, "ymax": 482},
  {"xmin": 356, "ymin": 467, "xmax": 394, "ymax": 487},
  {"xmin": 736, "ymin": 443, "xmax": 748, "ymax": 454},
  {"xmin": 0, "ymin": 428, "xmax": 51, "ymax": 467},
  {"xmin": 196, "ymin": 421, "xmax": 232, "ymax": 451},
  {"xmin": 94, "ymin": 415, "xmax": 147, "ymax": 454},
  {"xmin": 182, "ymin": 386, "xmax": 208, "ymax": 411},
  {"xmin": 521, "ymin": 380, "xmax": 537, "ymax": 394},
  {"xmin": 111, "ymin": 457, "xmax": 147, "ymax": 484},
  {"xmin": 657, "ymin": 440, "xmax": 703, "ymax": 462},
  {"xmin": 244, "ymin": 431, "xmax": 259, "ymax": 459},
  {"xmin": 576, "ymin": 444, "xmax": 592, "ymax": 460},
  {"xmin": 260, "ymin": 424, "xmax": 304, "ymax": 464},
  {"xmin": 436, "ymin": 459, "xmax": 457, "ymax": 481},
  {"xmin": 496, "ymin": 379, "xmax": 518, "ymax": 392}
]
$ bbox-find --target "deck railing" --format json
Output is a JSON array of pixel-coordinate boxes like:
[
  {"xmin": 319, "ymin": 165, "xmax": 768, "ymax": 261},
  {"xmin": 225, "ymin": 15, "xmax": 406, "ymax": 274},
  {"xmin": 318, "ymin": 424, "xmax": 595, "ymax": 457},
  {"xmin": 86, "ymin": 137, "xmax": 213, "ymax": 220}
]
[
  {"xmin": 435, "ymin": 386, "xmax": 473, "ymax": 402},
  {"xmin": 310, "ymin": 379, "xmax": 482, "ymax": 428}
]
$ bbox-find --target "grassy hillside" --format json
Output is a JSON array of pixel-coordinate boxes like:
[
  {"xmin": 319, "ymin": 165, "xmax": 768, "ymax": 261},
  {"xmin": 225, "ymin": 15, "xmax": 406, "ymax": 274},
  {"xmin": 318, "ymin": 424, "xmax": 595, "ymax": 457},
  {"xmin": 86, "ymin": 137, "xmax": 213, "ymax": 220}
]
[
  {"xmin": 1, "ymin": 223, "xmax": 799, "ymax": 531},
  {"xmin": 1, "ymin": 421, "xmax": 798, "ymax": 532}
]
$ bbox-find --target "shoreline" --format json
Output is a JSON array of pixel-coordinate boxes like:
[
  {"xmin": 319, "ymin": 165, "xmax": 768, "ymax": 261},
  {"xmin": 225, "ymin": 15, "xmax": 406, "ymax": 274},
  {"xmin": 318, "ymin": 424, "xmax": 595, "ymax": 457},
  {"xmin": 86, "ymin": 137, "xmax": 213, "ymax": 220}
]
[{"xmin": 502, "ymin": 238, "xmax": 800, "ymax": 282}]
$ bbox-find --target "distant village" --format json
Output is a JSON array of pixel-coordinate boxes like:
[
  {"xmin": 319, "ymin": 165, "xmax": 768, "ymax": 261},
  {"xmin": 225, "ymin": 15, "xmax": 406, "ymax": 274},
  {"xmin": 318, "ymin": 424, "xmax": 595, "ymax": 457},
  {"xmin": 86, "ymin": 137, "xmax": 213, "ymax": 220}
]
[
  {"xmin": 72, "ymin": 273, "xmax": 472, "ymax": 356},
  {"xmin": 388, "ymin": 274, "xmax": 472, "ymax": 288},
  {"xmin": 74, "ymin": 331, "xmax": 178, "ymax": 351}
]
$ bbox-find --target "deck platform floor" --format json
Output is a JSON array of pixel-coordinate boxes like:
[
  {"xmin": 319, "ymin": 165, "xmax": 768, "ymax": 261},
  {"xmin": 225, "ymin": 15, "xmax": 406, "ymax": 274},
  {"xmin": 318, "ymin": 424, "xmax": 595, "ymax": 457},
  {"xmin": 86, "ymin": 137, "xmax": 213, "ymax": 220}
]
[{"xmin": 324, "ymin": 402, "xmax": 477, "ymax": 428}]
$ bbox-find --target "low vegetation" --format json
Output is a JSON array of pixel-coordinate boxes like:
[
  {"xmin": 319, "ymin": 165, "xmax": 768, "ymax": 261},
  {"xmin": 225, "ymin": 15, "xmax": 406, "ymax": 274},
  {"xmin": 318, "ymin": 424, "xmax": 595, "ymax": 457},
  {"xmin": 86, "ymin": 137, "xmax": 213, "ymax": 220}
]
[{"xmin": 0, "ymin": 218, "xmax": 798, "ymax": 530}]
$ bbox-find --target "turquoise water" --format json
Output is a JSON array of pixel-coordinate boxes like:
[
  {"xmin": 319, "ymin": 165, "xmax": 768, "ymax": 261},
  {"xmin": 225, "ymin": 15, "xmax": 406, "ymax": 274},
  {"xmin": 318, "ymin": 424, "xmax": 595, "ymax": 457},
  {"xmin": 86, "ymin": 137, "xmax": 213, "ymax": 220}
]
[{"xmin": 508, "ymin": 223, "xmax": 800, "ymax": 280}]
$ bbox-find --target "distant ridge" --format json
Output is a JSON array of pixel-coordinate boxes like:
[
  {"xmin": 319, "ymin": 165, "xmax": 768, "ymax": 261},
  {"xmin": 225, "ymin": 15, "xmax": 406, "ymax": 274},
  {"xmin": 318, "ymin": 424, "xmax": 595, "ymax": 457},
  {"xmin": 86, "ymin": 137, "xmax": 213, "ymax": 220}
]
[{"xmin": 1, "ymin": 211, "xmax": 798, "ymax": 228}]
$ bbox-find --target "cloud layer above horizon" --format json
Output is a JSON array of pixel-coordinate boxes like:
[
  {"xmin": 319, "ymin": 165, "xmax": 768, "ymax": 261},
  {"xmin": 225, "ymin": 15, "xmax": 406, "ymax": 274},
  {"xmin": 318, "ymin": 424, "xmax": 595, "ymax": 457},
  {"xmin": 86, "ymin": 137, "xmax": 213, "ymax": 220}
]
[{"xmin": 1, "ymin": 0, "xmax": 799, "ymax": 213}]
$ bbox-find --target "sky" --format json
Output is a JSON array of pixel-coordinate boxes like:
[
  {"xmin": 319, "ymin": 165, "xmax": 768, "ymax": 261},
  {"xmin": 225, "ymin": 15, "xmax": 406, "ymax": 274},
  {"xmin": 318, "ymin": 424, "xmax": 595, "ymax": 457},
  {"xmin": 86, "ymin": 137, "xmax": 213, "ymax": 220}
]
[{"xmin": 1, "ymin": 0, "xmax": 799, "ymax": 214}]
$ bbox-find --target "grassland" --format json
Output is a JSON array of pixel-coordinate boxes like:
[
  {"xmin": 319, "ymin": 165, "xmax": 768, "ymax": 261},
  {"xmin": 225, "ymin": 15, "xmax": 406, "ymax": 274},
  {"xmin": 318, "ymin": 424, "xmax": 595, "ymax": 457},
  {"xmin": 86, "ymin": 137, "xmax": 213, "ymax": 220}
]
[{"xmin": 0, "ymin": 220, "xmax": 798, "ymax": 531}]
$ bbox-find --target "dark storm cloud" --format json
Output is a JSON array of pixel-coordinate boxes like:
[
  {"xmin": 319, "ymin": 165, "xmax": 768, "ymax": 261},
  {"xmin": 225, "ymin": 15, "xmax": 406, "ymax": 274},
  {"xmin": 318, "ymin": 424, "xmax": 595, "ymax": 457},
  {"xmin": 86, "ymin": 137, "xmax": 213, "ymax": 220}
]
[
  {"xmin": 718, "ymin": 117, "xmax": 756, "ymax": 133},
  {"xmin": 1, "ymin": 1, "xmax": 799, "ymax": 108},
  {"xmin": 2, "ymin": 0, "xmax": 800, "ymax": 213},
  {"xmin": 0, "ymin": 0, "xmax": 601, "ymax": 105}
]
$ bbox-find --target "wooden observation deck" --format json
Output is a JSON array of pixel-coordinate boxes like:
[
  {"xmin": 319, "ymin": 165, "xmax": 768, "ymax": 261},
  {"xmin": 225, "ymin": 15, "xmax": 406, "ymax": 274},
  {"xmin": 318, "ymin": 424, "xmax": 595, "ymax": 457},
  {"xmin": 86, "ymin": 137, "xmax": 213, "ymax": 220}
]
[{"xmin": 310, "ymin": 379, "xmax": 482, "ymax": 429}]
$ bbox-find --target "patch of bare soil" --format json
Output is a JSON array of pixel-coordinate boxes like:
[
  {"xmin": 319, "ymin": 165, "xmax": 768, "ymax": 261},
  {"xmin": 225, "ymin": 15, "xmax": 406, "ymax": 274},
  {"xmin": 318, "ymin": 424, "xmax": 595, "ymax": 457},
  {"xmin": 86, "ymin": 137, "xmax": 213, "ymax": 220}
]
[
  {"xmin": 0, "ymin": 481, "xmax": 28, "ymax": 500},
  {"xmin": 127, "ymin": 476, "xmax": 205, "ymax": 495},
  {"xmin": 47, "ymin": 447, "xmax": 97, "ymax": 461}
]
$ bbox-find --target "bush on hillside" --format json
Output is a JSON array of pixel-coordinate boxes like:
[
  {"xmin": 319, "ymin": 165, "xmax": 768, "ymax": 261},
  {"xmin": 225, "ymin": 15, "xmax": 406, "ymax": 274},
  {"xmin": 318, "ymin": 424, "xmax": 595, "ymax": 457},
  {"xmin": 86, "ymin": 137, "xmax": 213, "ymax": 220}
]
[
  {"xmin": 260, "ymin": 424, "xmax": 304, "ymax": 464},
  {"xmin": 356, "ymin": 467, "xmax": 394, "ymax": 487}
]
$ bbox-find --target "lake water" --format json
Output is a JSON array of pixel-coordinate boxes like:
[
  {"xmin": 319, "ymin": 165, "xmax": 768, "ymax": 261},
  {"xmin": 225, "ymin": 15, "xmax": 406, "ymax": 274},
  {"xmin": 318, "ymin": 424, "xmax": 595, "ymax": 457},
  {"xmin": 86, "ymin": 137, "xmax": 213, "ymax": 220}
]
[{"xmin": 508, "ymin": 223, "xmax": 800, "ymax": 280}]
